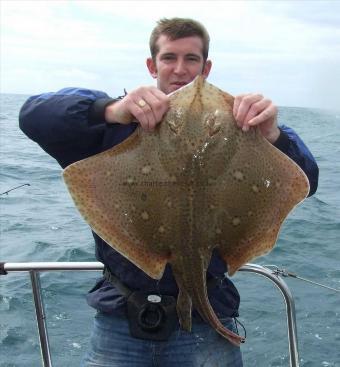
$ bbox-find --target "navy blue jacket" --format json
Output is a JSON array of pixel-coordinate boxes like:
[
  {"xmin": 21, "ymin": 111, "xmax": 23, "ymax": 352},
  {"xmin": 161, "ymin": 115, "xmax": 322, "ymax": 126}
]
[{"xmin": 19, "ymin": 87, "xmax": 319, "ymax": 319}]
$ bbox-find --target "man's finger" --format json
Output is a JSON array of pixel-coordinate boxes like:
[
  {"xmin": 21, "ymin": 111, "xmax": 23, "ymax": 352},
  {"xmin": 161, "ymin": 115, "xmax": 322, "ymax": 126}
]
[
  {"xmin": 141, "ymin": 91, "xmax": 168, "ymax": 127},
  {"xmin": 234, "ymin": 94, "xmax": 263, "ymax": 125},
  {"xmin": 248, "ymin": 104, "xmax": 277, "ymax": 126},
  {"xmin": 130, "ymin": 87, "xmax": 169, "ymax": 130},
  {"xmin": 128, "ymin": 100, "xmax": 154, "ymax": 131},
  {"xmin": 243, "ymin": 98, "xmax": 271, "ymax": 125},
  {"xmin": 233, "ymin": 94, "xmax": 245, "ymax": 126}
]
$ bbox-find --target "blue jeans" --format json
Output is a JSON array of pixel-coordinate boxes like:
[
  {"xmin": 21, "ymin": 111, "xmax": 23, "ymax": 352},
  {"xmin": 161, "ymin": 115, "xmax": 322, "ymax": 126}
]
[{"xmin": 82, "ymin": 311, "xmax": 243, "ymax": 367}]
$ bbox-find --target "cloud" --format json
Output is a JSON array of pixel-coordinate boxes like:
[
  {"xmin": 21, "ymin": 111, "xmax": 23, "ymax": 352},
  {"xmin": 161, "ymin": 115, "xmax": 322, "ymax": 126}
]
[
  {"xmin": 268, "ymin": 1, "xmax": 340, "ymax": 28},
  {"xmin": 1, "ymin": 0, "xmax": 340, "ymax": 109}
]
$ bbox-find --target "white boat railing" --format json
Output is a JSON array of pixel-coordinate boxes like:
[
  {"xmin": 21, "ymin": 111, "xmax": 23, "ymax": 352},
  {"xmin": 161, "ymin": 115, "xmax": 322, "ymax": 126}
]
[{"xmin": 1, "ymin": 262, "xmax": 300, "ymax": 367}]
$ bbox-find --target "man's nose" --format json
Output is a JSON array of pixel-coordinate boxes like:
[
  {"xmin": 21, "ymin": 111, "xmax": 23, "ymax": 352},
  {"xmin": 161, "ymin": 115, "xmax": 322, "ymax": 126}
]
[{"xmin": 173, "ymin": 60, "xmax": 186, "ymax": 75}]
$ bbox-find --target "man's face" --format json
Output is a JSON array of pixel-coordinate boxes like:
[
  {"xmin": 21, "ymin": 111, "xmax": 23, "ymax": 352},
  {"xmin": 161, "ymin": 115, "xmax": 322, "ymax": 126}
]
[{"xmin": 147, "ymin": 35, "xmax": 212, "ymax": 94}]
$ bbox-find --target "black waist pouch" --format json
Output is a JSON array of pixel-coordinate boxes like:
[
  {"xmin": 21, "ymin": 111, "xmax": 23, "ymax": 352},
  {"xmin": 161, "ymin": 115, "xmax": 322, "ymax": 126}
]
[{"xmin": 126, "ymin": 291, "xmax": 178, "ymax": 341}]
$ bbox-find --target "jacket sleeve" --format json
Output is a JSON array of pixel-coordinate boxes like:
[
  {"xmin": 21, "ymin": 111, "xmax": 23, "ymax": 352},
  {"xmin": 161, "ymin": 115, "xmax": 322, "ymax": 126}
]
[
  {"xmin": 19, "ymin": 88, "xmax": 117, "ymax": 168},
  {"xmin": 273, "ymin": 125, "xmax": 319, "ymax": 197}
]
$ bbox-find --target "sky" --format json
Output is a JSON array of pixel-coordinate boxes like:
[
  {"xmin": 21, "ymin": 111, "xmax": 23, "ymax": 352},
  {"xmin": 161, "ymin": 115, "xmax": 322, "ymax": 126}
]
[{"xmin": 1, "ymin": 0, "xmax": 340, "ymax": 110}]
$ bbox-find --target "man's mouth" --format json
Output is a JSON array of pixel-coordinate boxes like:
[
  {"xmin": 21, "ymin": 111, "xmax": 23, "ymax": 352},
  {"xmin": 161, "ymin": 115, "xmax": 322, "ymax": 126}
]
[
  {"xmin": 171, "ymin": 81, "xmax": 188, "ymax": 87},
  {"xmin": 169, "ymin": 82, "xmax": 189, "ymax": 91}
]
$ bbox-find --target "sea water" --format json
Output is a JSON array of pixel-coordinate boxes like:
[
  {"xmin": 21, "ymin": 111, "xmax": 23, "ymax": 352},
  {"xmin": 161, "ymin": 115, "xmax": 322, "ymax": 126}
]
[{"xmin": 0, "ymin": 93, "xmax": 339, "ymax": 366}]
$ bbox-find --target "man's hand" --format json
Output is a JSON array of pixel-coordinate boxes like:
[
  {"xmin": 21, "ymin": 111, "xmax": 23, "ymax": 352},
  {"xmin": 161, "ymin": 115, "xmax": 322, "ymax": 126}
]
[
  {"xmin": 233, "ymin": 94, "xmax": 280, "ymax": 144},
  {"xmin": 105, "ymin": 86, "xmax": 169, "ymax": 132}
]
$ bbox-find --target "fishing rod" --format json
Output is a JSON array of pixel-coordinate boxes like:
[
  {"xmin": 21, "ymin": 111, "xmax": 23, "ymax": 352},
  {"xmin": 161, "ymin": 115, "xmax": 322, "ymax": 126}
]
[
  {"xmin": 0, "ymin": 183, "xmax": 30, "ymax": 196},
  {"xmin": 265, "ymin": 265, "xmax": 340, "ymax": 294}
]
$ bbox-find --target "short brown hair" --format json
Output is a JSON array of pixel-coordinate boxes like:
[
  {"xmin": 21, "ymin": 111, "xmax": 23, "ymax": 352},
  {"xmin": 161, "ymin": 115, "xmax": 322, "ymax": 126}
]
[{"xmin": 149, "ymin": 18, "xmax": 210, "ymax": 61}]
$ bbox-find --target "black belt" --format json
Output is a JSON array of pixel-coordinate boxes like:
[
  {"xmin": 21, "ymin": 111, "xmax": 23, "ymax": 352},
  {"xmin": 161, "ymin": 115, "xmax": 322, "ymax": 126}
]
[{"xmin": 103, "ymin": 267, "xmax": 133, "ymax": 296}]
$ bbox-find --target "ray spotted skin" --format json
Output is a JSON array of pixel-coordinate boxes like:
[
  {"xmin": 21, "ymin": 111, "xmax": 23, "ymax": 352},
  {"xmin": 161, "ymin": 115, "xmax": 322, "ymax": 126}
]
[{"xmin": 63, "ymin": 76, "xmax": 310, "ymax": 347}]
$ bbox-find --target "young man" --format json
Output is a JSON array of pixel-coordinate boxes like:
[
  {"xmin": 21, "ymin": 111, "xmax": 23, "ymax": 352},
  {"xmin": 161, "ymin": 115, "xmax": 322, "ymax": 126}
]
[{"xmin": 19, "ymin": 18, "xmax": 318, "ymax": 367}]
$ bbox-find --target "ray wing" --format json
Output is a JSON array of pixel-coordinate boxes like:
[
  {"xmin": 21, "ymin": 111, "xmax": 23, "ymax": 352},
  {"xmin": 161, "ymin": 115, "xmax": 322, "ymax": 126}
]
[
  {"xmin": 200, "ymin": 126, "xmax": 310, "ymax": 275},
  {"xmin": 63, "ymin": 129, "xmax": 185, "ymax": 279}
]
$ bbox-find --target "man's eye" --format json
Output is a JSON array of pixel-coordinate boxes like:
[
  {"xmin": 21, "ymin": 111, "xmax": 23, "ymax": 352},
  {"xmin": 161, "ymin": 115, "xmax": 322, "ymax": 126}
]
[
  {"xmin": 187, "ymin": 57, "xmax": 200, "ymax": 62},
  {"xmin": 162, "ymin": 55, "xmax": 175, "ymax": 60}
]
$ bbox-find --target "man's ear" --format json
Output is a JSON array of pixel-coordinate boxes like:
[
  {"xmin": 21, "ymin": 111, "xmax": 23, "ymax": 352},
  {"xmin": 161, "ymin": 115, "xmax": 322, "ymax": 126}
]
[
  {"xmin": 146, "ymin": 58, "xmax": 158, "ymax": 79},
  {"xmin": 202, "ymin": 60, "xmax": 212, "ymax": 79}
]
